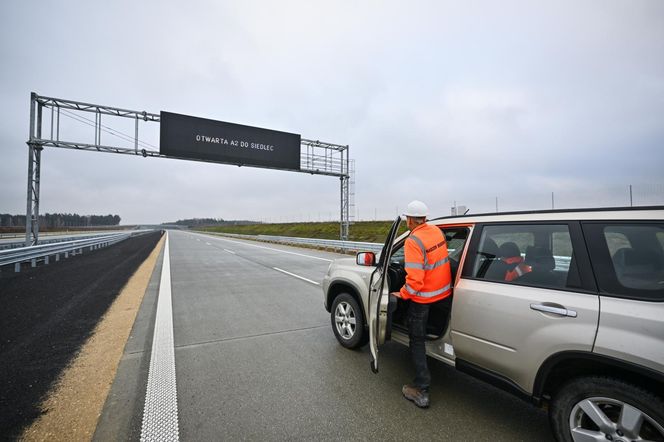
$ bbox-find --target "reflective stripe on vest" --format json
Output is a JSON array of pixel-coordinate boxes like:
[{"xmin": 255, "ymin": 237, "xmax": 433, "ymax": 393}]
[
  {"xmin": 409, "ymin": 234, "xmax": 428, "ymax": 266},
  {"xmin": 504, "ymin": 262, "xmax": 532, "ymax": 282},
  {"xmin": 404, "ymin": 282, "xmax": 452, "ymax": 298},
  {"xmin": 405, "ymin": 256, "xmax": 450, "ymax": 270}
]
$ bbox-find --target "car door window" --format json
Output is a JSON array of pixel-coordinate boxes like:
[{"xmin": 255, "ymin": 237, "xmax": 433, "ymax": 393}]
[
  {"xmin": 390, "ymin": 244, "xmax": 405, "ymax": 265},
  {"xmin": 585, "ymin": 223, "xmax": 664, "ymax": 299},
  {"xmin": 470, "ymin": 224, "xmax": 579, "ymax": 290}
]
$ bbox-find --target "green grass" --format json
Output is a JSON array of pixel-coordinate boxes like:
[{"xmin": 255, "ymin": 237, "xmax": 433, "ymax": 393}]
[{"xmin": 198, "ymin": 221, "xmax": 407, "ymax": 243}]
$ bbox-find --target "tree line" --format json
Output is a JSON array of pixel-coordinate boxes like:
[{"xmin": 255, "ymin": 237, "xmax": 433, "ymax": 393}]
[
  {"xmin": 164, "ymin": 218, "xmax": 256, "ymax": 227},
  {"xmin": 164, "ymin": 218, "xmax": 226, "ymax": 227},
  {"xmin": 0, "ymin": 213, "xmax": 121, "ymax": 227}
]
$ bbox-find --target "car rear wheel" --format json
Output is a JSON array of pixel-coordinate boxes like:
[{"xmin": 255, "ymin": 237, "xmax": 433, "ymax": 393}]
[
  {"xmin": 330, "ymin": 293, "xmax": 368, "ymax": 349},
  {"xmin": 549, "ymin": 376, "xmax": 664, "ymax": 442}
]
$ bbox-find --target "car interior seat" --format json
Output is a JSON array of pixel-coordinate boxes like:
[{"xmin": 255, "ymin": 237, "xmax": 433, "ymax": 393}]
[
  {"xmin": 476, "ymin": 237, "xmax": 505, "ymax": 279},
  {"xmin": 613, "ymin": 247, "xmax": 664, "ymax": 289},
  {"xmin": 519, "ymin": 246, "xmax": 557, "ymax": 286}
]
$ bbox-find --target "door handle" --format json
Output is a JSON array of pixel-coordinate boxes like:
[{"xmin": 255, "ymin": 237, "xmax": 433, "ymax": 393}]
[{"xmin": 530, "ymin": 303, "xmax": 577, "ymax": 318}]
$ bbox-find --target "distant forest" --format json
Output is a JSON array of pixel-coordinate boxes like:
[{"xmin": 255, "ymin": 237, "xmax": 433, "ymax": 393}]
[
  {"xmin": 0, "ymin": 213, "xmax": 121, "ymax": 227},
  {"xmin": 165, "ymin": 218, "xmax": 256, "ymax": 227}
]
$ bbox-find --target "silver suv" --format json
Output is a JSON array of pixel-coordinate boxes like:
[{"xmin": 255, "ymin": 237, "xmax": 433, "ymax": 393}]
[{"xmin": 322, "ymin": 207, "xmax": 664, "ymax": 441}]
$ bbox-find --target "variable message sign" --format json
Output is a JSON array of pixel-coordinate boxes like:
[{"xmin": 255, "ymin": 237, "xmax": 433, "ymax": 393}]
[{"xmin": 160, "ymin": 111, "xmax": 301, "ymax": 170}]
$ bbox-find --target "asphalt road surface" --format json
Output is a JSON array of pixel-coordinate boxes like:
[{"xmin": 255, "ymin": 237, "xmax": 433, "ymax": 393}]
[{"xmin": 95, "ymin": 230, "xmax": 553, "ymax": 441}]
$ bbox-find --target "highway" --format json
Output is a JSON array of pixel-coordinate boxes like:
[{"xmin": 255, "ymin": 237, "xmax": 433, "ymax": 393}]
[{"xmin": 95, "ymin": 229, "xmax": 553, "ymax": 441}]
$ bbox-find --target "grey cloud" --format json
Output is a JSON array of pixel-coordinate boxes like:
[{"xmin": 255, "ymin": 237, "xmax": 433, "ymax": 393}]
[{"xmin": 1, "ymin": 0, "xmax": 663, "ymax": 224}]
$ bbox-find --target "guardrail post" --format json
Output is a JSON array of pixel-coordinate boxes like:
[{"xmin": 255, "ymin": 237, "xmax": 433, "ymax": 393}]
[
  {"xmin": 31, "ymin": 258, "xmax": 36, "ymax": 267},
  {"xmin": 56, "ymin": 253, "xmax": 60, "ymax": 261},
  {"xmin": 15, "ymin": 263, "xmax": 20, "ymax": 272},
  {"xmin": 65, "ymin": 251, "xmax": 69, "ymax": 258},
  {"xmin": 45, "ymin": 255, "xmax": 49, "ymax": 265}
]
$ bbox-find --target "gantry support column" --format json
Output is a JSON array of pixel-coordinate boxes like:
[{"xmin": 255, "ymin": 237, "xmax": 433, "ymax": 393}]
[{"xmin": 25, "ymin": 93, "xmax": 43, "ymax": 246}]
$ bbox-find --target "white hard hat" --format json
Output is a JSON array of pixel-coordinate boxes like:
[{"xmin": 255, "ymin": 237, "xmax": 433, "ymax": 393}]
[{"xmin": 403, "ymin": 200, "xmax": 429, "ymax": 217}]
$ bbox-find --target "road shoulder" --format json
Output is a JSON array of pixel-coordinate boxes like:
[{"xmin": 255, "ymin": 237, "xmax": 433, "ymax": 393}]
[{"xmin": 20, "ymin": 234, "xmax": 165, "ymax": 441}]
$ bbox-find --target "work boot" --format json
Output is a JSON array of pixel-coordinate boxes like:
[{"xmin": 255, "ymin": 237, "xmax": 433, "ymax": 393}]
[{"xmin": 402, "ymin": 384, "xmax": 430, "ymax": 408}]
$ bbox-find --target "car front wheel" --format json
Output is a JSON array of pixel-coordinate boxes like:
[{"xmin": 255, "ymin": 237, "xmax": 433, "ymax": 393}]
[
  {"xmin": 549, "ymin": 376, "xmax": 664, "ymax": 442},
  {"xmin": 330, "ymin": 293, "xmax": 368, "ymax": 349}
]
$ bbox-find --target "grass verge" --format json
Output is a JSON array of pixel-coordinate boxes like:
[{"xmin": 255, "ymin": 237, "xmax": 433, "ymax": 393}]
[{"xmin": 199, "ymin": 220, "xmax": 406, "ymax": 243}]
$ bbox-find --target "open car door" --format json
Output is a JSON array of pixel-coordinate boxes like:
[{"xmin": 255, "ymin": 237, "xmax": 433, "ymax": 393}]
[{"xmin": 368, "ymin": 216, "xmax": 402, "ymax": 373}]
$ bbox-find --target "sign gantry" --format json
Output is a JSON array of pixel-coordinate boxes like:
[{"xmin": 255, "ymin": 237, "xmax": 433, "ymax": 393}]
[{"xmin": 25, "ymin": 93, "xmax": 354, "ymax": 246}]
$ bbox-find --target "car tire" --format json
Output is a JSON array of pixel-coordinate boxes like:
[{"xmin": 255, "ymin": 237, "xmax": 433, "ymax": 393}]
[
  {"xmin": 549, "ymin": 376, "xmax": 664, "ymax": 442},
  {"xmin": 330, "ymin": 293, "xmax": 368, "ymax": 349}
]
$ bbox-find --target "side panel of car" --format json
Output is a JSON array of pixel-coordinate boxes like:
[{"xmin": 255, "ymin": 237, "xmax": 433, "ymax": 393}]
[
  {"xmin": 450, "ymin": 221, "xmax": 600, "ymax": 393},
  {"xmin": 594, "ymin": 297, "xmax": 664, "ymax": 372},
  {"xmin": 451, "ymin": 280, "xmax": 599, "ymax": 393},
  {"xmin": 582, "ymin": 221, "xmax": 664, "ymax": 373}
]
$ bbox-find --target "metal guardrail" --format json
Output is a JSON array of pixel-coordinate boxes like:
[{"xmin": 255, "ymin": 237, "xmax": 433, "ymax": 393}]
[
  {"xmin": 0, "ymin": 231, "xmax": 132, "ymax": 250},
  {"xmin": 0, "ymin": 230, "xmax": 155, "ymax": 272}
]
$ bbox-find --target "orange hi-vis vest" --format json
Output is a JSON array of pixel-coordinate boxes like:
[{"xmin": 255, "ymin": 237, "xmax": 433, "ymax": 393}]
[
  {"xmin": 501, "ymin": 256, "xmax": 532, "ymax": 282},
  {"xmin": 400, "ymin": 223, "xmax": 452, "ymax": 304}
]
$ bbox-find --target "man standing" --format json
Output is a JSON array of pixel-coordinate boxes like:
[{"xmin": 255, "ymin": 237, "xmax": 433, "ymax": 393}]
[{"xmin": 392, "ymin": 200, "xmax": 452, "ymax": 408}]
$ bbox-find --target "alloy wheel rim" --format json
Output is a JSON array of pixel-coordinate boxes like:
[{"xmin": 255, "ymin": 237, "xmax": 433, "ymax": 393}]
[
  {"xmin": 334, "ymin": 301, "xmax": 357, "ymax": 340},
  {"xmin": 569, "ymin": 396, "xmax": 664, "ymax": 442}
]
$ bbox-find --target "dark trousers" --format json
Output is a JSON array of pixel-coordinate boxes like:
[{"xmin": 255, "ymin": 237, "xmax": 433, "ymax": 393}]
[{"xmin": 407, "ymin": 301, "xmax": 431, "ymax": 391}]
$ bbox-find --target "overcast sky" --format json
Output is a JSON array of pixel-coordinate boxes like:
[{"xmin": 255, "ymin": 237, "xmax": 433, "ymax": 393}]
[{"xmin": 1, "ymin": 0, "xmax": 663, "ymax": 224}]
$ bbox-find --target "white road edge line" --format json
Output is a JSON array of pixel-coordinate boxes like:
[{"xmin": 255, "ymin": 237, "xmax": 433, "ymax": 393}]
[
  {"xmin": 140, "ymin": 232, "xmax": 180, "ymax": 441},
  {"xmin": 273, "ymin": 267, "xmax": 321, "ymax": 285},
  {"xmin": 224, "ymin": 249, "xmax": 236, "ymax": 254},
  {"xmin": 187, "ymin": 232, "xmax": 333, "ymax": 262},
  {"xmin": 205, "ymin": 242, "xmax": 211, "ymax": 245}
]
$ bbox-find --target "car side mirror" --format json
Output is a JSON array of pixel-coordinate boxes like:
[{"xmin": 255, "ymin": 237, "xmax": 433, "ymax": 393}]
[{"xmin": 356, "ymin": 252, "xmax": 376, "ymax": 266}]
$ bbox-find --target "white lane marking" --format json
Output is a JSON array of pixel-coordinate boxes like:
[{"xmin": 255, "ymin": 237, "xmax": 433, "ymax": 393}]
[
  {"xmin": 205, "ymin": 242, "xmax": 211, "ymax": 245},
  {"xmin": 191, "ymin": 233, "xmax": 333, "ymax": 262},
  {"xmin": 273, "ymin": 267, "xmax": 321, "ymax": 285},
  {"xmin": 224, "ymin": 249, "xmax": 236, "ymax": 254},
  {"xmin": 196, "ymin": 239, "xmax": 200, "ymax": 241},
  {"xmin": 141, "ymin": 233, "xmax": 180, "ymax": 441}
]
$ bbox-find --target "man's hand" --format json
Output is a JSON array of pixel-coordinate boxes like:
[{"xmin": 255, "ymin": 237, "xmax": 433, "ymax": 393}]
[{"xmin": 390, "ymin": 291, "xmax": 402, "ymax": 299}]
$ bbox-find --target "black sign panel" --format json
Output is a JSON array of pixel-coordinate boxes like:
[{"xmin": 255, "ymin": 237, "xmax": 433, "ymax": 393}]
[{"xmin": 160, "ymin": 111, "xmax": 301, "ymax": 171}]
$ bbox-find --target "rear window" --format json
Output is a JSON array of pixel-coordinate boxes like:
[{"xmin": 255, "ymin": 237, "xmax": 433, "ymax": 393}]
[{"xmin": 584, "ymin": 223, "xmax": 664, "ymax": 301}]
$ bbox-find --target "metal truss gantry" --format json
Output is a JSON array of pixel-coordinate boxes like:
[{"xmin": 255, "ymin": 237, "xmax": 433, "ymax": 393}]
[{"xmin": 25, "ymin": 92, "xmax": 354, "ymax": 245}]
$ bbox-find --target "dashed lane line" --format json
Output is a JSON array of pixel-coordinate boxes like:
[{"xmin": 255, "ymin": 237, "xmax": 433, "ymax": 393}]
[
  {"xmin": 224, "ymin": 249, "xmax": 236, "ymax": 254},
  {"xmin": 187, "ymin": 232, "xmax": 334, "ymax": 262},
  {"xmin": 273, "ymin": 267, "xmax": 321, "ymax": 285}
]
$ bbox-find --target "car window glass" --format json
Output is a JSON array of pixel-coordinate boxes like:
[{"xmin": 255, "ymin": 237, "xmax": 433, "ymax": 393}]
[
  {"xmin": 390, "ymin": 244, "xmax": 405, "ymax": 265},
  {"xmin": 604, "ymin": 231, "xmax": 631, "ymax": 256},
  {"xmin": 603, "ymin": 225, "xmax": 664, "ymax": 293},
  {"xmin": 443, "ymin": 228, "xmax": 469, "ymax": 261},
  {"xmin": 552, "ymin": 231, "xmax": 573, "ymax": 272},
  {"xmin": 472, "ymin": 224, "xmax": 578, "ymax": 290}
]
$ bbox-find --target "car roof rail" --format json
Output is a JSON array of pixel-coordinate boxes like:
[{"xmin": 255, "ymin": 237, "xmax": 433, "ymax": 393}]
[{"xmin": 428, "ymin": 205, "xmax": 664, "ymax": 222}]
